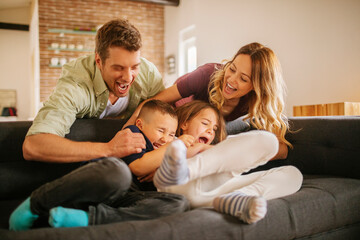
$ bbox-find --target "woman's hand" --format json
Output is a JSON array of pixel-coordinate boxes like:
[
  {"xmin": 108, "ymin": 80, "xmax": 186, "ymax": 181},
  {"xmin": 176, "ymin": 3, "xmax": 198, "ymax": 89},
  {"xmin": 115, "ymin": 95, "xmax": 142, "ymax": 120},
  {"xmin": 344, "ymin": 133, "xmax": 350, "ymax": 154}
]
[{"xmin": 178, "ymin": 134, "xmax": 195, "ymax": 148}]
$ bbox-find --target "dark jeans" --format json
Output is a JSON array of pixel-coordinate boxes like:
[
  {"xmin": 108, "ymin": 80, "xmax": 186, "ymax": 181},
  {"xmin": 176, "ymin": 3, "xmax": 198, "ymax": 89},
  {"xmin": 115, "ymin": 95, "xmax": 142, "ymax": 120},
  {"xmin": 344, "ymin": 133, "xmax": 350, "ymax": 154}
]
[
  {"xmin": 89, "ymin": 191, "xmax": 189, "ymax": 225},
  {"xmin": 30, "ymin": 157, "xmax": 189, "ymax": 225}
]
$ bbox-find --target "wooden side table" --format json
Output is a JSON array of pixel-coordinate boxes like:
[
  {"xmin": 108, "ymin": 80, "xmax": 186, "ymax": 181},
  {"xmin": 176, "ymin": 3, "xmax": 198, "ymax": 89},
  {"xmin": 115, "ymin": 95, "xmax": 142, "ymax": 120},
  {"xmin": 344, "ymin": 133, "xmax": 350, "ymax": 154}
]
[{"xmin": 293, "ymin": 102, "xmax": 360, "ymax": 116}]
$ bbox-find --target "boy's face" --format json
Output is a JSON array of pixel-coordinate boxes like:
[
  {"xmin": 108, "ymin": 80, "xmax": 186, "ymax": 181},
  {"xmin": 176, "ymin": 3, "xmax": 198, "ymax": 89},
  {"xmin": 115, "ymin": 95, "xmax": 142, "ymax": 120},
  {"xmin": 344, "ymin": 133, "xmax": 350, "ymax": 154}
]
[
  {"xmin": 136, "ymin": 111, "xmax": 178, "ymax": 149},
  {"xmin": 181, "ymin": 108, "xmax": 218, "ymax": 145}
]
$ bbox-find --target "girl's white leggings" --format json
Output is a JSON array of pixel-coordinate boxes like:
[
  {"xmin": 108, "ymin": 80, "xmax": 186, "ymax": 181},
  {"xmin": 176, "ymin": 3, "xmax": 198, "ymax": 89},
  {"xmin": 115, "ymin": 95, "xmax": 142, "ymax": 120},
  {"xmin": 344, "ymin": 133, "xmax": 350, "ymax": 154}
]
[{"xmin": 158, "ymin": 130, "xmax": 303, "ymax": 208}]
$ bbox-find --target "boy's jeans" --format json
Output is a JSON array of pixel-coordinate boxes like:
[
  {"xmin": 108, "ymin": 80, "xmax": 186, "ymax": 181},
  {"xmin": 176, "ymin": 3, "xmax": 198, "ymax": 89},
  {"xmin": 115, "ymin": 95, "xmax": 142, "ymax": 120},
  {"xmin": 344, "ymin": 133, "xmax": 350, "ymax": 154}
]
[{"xmin": 30, "ymin": 157, "xmax": 189, "ymax": 225}]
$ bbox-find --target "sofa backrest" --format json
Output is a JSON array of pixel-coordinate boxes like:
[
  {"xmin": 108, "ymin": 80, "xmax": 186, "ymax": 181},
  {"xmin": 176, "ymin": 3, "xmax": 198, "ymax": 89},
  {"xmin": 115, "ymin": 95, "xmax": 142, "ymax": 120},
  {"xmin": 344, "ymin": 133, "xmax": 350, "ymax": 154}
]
[
  {"xmin": 285, "ymin": 116, "xmax": 360, "ymax": 179},
  {"xmin": 0, "ymin": 116, "xmax": 359, "ymax": 200},
  {"xmin": 0, "ymin": 119, "xmax": 126, "ymax": 200}
]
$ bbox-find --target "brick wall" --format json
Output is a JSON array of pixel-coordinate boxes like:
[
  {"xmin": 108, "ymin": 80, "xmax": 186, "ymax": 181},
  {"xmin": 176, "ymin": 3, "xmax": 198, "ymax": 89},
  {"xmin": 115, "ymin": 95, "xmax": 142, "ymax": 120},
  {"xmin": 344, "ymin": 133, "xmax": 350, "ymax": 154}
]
[{"xmin": 38, "ymin": 0, "xmax": 164, "ymax": 102}]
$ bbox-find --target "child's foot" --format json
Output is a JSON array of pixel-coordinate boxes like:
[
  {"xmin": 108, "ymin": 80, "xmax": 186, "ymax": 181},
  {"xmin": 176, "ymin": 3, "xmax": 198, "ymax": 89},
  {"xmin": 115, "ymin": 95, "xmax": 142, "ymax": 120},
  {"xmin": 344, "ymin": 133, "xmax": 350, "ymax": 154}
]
[
  {"xmin": 49, "ymin": 207, "xmax": 89, "ymax": 228},
  {"xmin": 213, "ymin": 192, "xmax": 267, "ymax": 224},
  {"xmin": 154, "ymin": 140, "xmax": 189, "ymax": 189},
  {"xmin": 9, "ymin": 197, "xmax": 39, "ymax": 231}
]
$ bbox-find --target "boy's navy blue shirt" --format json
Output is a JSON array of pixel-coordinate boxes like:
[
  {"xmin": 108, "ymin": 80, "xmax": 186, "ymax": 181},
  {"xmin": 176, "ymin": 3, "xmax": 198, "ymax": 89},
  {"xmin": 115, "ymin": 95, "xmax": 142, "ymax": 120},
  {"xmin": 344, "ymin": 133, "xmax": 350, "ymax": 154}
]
[{"xmin": 122, "ymin": 125, "xmax": 157, "ymax": 191}]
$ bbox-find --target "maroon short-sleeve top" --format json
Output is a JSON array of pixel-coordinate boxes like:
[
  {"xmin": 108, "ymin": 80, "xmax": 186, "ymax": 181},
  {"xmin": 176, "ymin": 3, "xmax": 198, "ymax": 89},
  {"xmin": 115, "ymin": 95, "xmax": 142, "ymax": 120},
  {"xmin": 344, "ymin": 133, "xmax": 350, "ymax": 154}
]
[{"xmin": 176, "ymin": 63, "xmax": 248, "ymax": 121}]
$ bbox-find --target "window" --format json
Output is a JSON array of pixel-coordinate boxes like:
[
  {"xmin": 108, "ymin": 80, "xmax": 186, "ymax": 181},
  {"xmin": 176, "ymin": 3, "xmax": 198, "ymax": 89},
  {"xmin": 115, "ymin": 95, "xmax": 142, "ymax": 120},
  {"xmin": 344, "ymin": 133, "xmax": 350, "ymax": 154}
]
[{"xmin": 179, "ymin": 25, "xmax": 197, "ymax": 77}]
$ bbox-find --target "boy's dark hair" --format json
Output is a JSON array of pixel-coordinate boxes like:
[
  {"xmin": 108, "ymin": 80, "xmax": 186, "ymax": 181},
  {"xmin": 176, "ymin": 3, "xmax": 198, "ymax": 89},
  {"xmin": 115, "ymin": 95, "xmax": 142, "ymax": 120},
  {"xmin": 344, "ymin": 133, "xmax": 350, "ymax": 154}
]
[
  {"xmin": 138, "ymin": 100, "xmax": 177, "ymax": 122},
  {"xmin": 96, "ymin": 19, "xmax": 142, "ymax": 62}
]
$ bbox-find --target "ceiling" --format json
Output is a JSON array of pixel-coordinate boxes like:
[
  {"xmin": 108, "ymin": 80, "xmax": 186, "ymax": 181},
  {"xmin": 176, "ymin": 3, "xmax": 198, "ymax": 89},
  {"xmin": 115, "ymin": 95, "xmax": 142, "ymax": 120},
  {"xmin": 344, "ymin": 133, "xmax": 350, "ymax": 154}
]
[{"xmin": 0, "ymin": 0, "xmax": 31, "ymax": 9}]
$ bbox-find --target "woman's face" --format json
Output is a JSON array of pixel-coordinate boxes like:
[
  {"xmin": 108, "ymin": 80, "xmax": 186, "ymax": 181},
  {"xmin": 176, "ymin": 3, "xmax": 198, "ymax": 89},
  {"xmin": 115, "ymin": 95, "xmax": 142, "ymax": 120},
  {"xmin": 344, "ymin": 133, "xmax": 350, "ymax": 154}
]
[
  {"xmin": 181, "ymin": 108, "xmax": 218, "ymax": 145},
  {"xmin": 222, "ymin": 54, "xmax": 253, "ymax": 101}
]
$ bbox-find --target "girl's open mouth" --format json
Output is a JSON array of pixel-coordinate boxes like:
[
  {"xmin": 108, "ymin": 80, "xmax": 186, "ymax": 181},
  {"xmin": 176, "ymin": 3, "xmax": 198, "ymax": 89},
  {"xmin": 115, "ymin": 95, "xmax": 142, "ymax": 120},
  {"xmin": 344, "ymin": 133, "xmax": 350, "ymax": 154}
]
[{"xmin": 198, "ymin": 137, "xmax": 209, "ymax": 144}]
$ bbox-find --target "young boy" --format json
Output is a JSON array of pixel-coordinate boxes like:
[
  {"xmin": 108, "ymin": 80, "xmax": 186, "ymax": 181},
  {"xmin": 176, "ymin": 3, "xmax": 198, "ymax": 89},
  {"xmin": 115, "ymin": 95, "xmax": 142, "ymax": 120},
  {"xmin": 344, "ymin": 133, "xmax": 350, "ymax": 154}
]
[
  {"xmin": 121, "ymin": 99, "xmax": 179, "ymax": 191},
  {"xmin": 9, "ymin": 100, "xmax": 187, "ymax": 230}
]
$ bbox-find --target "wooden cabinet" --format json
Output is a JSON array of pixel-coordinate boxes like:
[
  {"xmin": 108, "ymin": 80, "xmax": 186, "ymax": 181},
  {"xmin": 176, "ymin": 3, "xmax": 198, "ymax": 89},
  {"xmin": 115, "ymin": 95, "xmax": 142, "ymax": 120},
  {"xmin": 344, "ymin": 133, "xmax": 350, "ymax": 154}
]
[{"xmin": 293, "ymin": 102, "xmax": 360, "ymax": 116}]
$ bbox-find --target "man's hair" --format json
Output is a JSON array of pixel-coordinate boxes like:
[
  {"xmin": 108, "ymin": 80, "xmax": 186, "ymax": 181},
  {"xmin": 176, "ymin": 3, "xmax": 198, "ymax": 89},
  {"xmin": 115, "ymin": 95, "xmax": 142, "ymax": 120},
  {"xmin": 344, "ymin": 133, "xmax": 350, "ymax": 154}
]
[
  {"xmin": 137, "ymin": 100, "xmax": 178, "ymax": 123},
  {"xmin": 96, "ymin": 19, "xmax": 142, "ymax": 62}
]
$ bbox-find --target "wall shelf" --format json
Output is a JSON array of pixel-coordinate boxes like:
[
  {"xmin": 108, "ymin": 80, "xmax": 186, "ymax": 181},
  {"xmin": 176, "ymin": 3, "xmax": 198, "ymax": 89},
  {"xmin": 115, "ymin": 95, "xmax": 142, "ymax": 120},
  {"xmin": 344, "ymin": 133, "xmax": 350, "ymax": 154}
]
[
  {"xmin": 48, "ymin": 47, "xmax": 93, "ymax": 52},
  {"xmin": 48, "ymin": 28, "xmax": 96, "ymax": 35}
]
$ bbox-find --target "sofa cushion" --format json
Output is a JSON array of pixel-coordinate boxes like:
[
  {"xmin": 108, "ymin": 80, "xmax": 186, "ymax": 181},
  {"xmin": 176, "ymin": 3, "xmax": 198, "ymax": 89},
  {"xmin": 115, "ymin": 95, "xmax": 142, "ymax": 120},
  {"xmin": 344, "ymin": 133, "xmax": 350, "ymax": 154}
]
[{"xmin": 1, "ymin": 176, "xmax": 359, "ymax": 240}]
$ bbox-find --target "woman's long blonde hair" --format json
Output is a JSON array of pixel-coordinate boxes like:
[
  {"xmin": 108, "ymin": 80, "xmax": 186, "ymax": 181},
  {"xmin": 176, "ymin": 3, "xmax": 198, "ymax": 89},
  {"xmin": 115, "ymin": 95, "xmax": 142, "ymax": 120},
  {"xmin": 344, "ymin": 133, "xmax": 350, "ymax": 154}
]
[{"xmin": 208, "ymin": 42, "xmax": 291, "ymax": 147}]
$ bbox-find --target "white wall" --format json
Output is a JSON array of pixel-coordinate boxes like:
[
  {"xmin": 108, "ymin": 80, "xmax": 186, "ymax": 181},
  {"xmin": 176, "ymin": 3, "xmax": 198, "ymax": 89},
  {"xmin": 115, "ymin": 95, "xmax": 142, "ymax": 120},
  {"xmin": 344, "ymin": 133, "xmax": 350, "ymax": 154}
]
[
  {"xmin": 0, "ymin": 7, "xmax": 31, "ymax": 120},
  {"xmin": 0, "ymin": 7, "xmax": 30, "ymax": 24},
  {"xmin": 29, "ymin": 0, "xmax": 40, "ymax": 119},
  {"xmin": 164, "ymin": 0, "xmax": 360, "ymax": 116}
]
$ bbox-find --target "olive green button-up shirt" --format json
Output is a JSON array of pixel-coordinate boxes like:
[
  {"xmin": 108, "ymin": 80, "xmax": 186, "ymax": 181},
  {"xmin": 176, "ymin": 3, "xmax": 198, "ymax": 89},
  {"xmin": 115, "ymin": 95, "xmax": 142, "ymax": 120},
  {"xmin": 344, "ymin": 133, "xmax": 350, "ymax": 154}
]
[{"xmin": 27, "ymin": 54, "xmax": 164, "ymax": 137}]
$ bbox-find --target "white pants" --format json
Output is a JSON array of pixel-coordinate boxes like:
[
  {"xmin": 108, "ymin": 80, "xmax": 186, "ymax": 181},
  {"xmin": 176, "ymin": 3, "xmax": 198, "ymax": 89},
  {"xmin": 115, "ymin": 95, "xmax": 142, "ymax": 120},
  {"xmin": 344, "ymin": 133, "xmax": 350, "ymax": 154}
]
[{"xmin": 159, "ymin": 131, "xmax": 303, "ymax": 208}]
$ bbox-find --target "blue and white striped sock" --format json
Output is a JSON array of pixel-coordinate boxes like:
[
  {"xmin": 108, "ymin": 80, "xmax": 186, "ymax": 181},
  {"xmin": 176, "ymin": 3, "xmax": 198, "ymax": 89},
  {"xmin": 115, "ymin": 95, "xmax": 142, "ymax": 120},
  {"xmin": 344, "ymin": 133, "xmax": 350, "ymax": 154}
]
[
  {"xmin": 154, "ymin": 140, "xmax": 189, "ymax": 189},
  {"xmin": 213, "ymin": 192, "xmax": 267, "ymax": 224}
]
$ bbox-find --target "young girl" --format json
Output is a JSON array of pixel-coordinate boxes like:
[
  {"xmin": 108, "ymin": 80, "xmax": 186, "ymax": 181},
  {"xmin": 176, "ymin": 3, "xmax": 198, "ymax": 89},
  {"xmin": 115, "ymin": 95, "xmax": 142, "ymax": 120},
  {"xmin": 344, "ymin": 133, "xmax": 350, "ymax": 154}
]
[{"xmin": 154, "ymin": 100, "xmax": 303, "ymax": 224}]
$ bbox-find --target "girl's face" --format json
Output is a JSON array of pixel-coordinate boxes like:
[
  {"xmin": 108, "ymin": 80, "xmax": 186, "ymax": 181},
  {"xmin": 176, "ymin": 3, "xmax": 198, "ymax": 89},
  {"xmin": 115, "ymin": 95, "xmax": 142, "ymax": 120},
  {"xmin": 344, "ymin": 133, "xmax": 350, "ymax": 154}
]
[
  {"xmin": 222, "ymin": 54, "xmax": 254, "ymax": 100},
  {"xmin": 181, "ymin": 108, "xmax": 219, "ymax": 145}
]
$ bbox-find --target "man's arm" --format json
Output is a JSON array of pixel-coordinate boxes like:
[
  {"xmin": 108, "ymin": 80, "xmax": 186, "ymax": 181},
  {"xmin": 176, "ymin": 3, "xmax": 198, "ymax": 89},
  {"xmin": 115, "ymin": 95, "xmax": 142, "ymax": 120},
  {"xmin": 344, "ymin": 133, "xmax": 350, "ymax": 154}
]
[{"xmin": 23, "ymin": 129, "xmax": 146, "ymax": 163}]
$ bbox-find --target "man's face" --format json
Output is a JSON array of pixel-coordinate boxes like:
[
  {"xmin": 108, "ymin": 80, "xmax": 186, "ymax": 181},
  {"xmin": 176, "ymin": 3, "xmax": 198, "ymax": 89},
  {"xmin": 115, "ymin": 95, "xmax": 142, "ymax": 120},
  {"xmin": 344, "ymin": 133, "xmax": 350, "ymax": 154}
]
[
  {"xmin": 136, "ymin": 111, "xmax": 178, "ymax": 149},
  {"xmin": 96, "ymin": 47, "xmax": 141, "ymax": 98}
]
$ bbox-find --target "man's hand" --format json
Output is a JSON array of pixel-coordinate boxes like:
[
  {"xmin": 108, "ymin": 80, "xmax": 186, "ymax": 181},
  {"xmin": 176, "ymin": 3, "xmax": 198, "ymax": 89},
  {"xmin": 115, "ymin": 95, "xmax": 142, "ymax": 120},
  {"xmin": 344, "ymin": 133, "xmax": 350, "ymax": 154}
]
[{"xmin": 107, "ymin": 128, "xmax": 146, "ymax": 158}]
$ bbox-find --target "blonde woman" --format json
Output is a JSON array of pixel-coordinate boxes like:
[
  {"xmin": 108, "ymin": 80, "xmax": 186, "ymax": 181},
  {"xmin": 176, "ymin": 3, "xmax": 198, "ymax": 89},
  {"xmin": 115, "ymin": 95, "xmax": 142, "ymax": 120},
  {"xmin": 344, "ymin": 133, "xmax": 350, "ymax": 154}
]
[{"xmin": 126, "ymin": 42, "xmax": 290, "ymax": 160}]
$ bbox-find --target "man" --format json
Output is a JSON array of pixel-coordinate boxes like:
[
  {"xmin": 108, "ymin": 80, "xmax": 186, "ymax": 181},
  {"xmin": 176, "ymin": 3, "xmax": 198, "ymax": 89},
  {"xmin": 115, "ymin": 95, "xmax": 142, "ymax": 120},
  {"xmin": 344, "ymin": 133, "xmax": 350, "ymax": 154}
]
[{"xmin": 23, "ymin": 19, "xmax": 165, "ymax": 163}]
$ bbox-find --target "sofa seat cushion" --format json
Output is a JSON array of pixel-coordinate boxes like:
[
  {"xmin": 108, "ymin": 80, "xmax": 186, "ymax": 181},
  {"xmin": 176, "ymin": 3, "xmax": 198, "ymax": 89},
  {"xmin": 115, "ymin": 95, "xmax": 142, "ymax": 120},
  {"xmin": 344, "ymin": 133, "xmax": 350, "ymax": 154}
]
[
  {"xmin": 1, "ymin": 176, "xmax": 359, "ymax": 240},
  {"xmin": 266, "ymin": 176, "xmax": 360, "ymax": 239}
]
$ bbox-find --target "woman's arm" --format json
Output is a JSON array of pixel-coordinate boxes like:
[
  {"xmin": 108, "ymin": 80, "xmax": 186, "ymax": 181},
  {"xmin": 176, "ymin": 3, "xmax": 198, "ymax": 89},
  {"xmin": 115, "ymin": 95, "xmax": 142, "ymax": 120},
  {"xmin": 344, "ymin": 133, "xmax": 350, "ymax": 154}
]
[
  {"xmin": 123, "ymin": 85, "xmax": 182, "ymax": 128},
  {"xmin": 152, "ymin": 84, "xmax": 182, "ymax": 103}
]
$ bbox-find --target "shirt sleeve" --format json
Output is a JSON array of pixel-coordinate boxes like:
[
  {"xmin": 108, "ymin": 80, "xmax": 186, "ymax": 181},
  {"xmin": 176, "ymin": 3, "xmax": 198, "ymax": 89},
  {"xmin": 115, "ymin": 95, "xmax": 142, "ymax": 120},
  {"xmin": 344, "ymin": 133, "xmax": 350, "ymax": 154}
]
[
  {"xmin": 26, "ymin": 78, "xmax": 88, "ymax": 137},
  {"xmin": 140, "ymin": 58, "xmax": 165, "ymax": 98},
  {"xmin": 176, "ymin": 63, "xmax": 217, "ymax": 98}
]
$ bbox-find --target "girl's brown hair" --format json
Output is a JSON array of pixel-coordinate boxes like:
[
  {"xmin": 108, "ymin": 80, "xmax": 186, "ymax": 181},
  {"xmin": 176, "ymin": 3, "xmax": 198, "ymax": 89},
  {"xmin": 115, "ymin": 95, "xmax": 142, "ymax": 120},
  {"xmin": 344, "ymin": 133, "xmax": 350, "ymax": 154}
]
[{"xmin": 175, "ymin": 100, "xmax": 226, "ymax": 144}]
